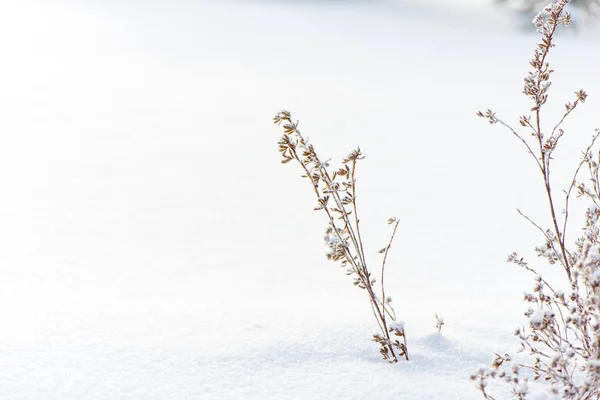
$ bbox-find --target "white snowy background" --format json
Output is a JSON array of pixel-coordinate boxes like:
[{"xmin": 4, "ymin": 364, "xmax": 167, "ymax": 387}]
[{"xmin": 0, "ymin": 0, "xmax": 598, "ymax": 398}]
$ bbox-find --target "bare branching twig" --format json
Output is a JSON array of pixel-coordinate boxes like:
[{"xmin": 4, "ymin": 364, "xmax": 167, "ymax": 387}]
[
  {"xmin": 274, "ymin": 111, "xmax": 408, "ymax": 362},
  {"xmin": 474, "ymin": 1, "xmax": 600, "ymax": 398}
]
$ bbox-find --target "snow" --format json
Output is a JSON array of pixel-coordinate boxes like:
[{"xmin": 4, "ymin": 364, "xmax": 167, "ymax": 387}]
[
  {"xmin": 0, "ymin": 0, "xmax": 599, "ymax": 398},
  {"xmin": 516, "ymin": 380, "xmax": 529, "ymax": 395},
  {"xmin": 587, "ymin": 245, "xmax": 600, "ymax": 262},
  {"xmin": 528, "ymin": 308, "xmax": 545, "ymax": 325}
]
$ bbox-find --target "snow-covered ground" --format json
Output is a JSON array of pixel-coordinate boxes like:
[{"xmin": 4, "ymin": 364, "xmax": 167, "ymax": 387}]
[{"xmin": 0, "ymin": 0, "xmax": 598, "ymax": 398}]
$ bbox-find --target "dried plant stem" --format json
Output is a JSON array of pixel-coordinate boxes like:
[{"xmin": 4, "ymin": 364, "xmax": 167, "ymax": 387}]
[
  {"xmin": 474, "ymin": 1, "xmax": 600, "ymax": 397},
  {"xmin": 562, "ymin": 134, "xmax": 600, "ymax": 251},
  {"xmin": 381, "ymin": 220, "xmax": 399, "ymax": 320},
  {"xmin": 275, "ymin": 110, "xmax": 408, "ymax": 362},
  {"xmin": 351, "ymin": 161, "xmax": 368, "ymax": 283},
  {"xmin": 544, "ymin": 164, "xmax": 572, "ymax": 280}
]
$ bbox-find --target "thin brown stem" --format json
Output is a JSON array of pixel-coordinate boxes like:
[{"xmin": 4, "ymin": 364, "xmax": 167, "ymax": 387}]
[
  {"xmin": 275, "ymin": 111, "xmax": 404, "ymax": 363},
  {"xmin": 380, "ymin": 220, "xmax": 400, "ymax": 322}
]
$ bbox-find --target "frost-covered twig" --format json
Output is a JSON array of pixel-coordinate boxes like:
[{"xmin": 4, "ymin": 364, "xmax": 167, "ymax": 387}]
[
  {"xmin": 474, "ymin": 1, "xmax": 600, "ymax": 398},
  {"xmin": 274, "ymin": 111, "xmax": 408, "ymax": 362}
]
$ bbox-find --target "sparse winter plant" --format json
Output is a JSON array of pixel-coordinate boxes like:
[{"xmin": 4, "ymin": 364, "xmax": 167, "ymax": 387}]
[
  {"xmin": 435, "ymin": 313, "xmax": 445, "ymax": 333},
  {"xmin": 274, "ymin": 111, "xmax": 408, "ymax": 362},
  {"xmin": 472, "ymin": 1, "xmax": 600, "ymax": 398}
]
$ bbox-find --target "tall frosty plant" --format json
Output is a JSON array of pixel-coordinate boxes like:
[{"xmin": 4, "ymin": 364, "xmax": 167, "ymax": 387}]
[
  {"xmin": 472, "ymin": 1, "xmax": 600, "ymax": 398},
  {"xmin": 274, "ymin": 111, "xmax": 408, "ymax": 362}
]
